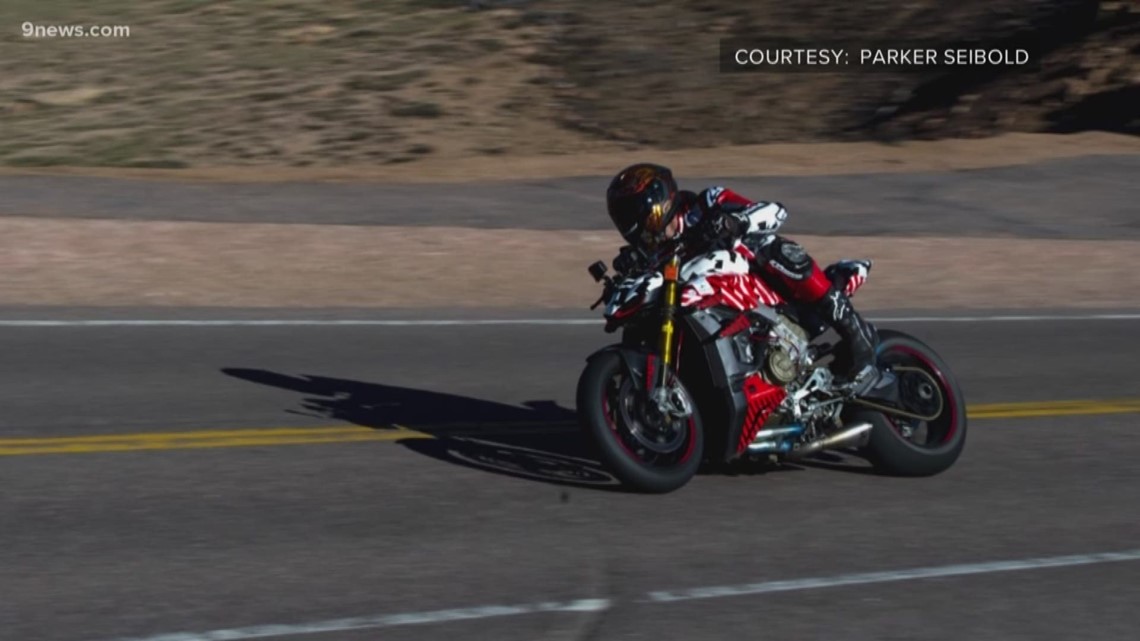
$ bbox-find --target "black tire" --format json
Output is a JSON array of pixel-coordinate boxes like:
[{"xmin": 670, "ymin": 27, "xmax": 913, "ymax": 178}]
[
  {"xmin": 577, "ymin": 351, "xmax": 704, "ymax": 493},
  {"xmin": 855, "ymin": 329, "xmax": 967, "ymax": 477}
]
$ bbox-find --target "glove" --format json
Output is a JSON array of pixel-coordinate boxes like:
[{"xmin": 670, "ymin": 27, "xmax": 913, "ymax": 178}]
[{"xmin": 698, "ymin": 213, "xmax": 745, "ymax": 246}]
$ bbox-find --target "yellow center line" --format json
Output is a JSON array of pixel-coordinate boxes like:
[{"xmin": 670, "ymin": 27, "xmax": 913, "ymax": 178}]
[
  {"xmin": 0, "ymin": 431, "xmax": 429, "ymax": 456},
  {"xmin": 968, "ymin": 399, "xmax": 1140, "ymax": 418},
  {"xmin": 0, "ymin": 425, "xmax": 378, "ymax": 445},
  {"xmin": 0, "ymin": 424, "xmax": 432, "ymax": 456},
  {"xmin": 0, "ymin": 399, "xmax": 1136, "ymax": 457}
]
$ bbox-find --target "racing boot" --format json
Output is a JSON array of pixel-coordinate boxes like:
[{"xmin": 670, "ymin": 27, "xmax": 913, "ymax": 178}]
[{"xmin": 815, "ymin": 286, "xmax": 896, "ymax": 400}]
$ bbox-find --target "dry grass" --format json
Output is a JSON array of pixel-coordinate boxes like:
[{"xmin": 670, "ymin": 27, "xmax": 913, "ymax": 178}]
[{"xmin": 0, "ymin": 0, "xmax": 602, "ymax": 167}]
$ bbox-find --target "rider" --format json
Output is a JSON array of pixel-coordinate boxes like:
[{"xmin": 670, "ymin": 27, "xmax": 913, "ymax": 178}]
[{"xmin": 604, "ymin": 162, "xmax": 888, "ymax": 396}]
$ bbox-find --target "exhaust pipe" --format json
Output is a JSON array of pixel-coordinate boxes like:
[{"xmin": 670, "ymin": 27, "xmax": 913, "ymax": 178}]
[
  {"xmin": 747, "ymin": 425, "xmax": 805, "ymax": 453},
  {"xmin": 785, "ymin": 422, "xmax": 872, "ymax": 459}
]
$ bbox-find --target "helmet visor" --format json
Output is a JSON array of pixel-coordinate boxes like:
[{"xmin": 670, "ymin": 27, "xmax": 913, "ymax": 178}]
[{"xmin": 607, "ymin": 192, "xmax": 649, "ymax": 242}]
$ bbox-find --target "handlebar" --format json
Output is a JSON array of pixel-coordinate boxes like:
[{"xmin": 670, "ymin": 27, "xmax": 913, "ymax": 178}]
[{"xmin": 616, "ymin": 238, "xmax": 687, "ymax": 278}]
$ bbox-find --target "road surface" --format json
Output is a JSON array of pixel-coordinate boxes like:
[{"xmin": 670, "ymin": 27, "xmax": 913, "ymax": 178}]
[{"xmin": 1, "ymin": 312, "xmax": 1138, "ymax": 641}]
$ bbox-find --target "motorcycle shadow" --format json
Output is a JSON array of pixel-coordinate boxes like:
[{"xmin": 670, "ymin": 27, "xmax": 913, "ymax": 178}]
[
  {"xmin": 222, "ymin": 367, "xmax": 625, "ymax": 491},
  {"xmin": 792, "ymin": 451, "xmax": 879, "ymax": 476},
  {"xmin": 221, "ymin": 368, "xmax": 810, "ymax": 492}
]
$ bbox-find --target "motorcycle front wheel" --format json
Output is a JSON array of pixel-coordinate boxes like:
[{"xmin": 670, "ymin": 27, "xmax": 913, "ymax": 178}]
[{"xmin": 576, "ymin": 351, "xmax": 704, "ymax": 493}]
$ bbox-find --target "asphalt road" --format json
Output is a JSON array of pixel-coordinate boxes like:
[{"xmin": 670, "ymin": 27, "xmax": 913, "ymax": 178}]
[
  {"xmin": 3, "ymin": 155, "xmax": 1139, "ymax": 239},
  {"xmin": 1, "ymin": 314, "xmax": 1139, "ymax": 641}
]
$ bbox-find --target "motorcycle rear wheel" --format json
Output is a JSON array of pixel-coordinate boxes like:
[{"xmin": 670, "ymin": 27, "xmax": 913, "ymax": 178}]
[
  {"xmin": 850, "ymin": 329, "xmax": 967, "ymax": 477},
  {"xmin": 577, "ymin": 351, "xmax": 704, "ymax": 493}
]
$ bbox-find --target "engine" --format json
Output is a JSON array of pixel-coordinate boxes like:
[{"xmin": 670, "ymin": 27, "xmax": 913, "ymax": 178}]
[
  {"xmin": 720, "ymin": 310, "xmax": 813, "ymax": 387},
  {"xmin": 761, "ymin": 315, "xmax": 812, "ymax": 386}
]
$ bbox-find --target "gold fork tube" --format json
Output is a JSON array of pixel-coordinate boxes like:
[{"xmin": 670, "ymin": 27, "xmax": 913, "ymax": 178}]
[{"xmin": 657, "ymin": 255, "xmax": 681, "ymax": 384}]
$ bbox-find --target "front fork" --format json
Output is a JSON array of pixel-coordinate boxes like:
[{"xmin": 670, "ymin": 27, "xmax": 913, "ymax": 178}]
[
  {"xmin": 656, "ymin": 255, "xmax": 681, "ymax": 387},
  {"xmin": 650, "ymin": 255, "xmax": 692, "ymax": 418}
]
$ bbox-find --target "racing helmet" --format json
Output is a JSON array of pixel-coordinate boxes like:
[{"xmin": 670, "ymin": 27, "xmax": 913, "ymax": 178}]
[{"xmin": 605, "ymin": 163, "xmax": 681, "ymax": 247}]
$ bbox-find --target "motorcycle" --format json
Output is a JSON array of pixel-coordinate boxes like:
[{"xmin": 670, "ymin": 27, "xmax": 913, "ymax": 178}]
[{"xmin": 577, "ymin": 236, "xmax": 967, "ymax": 493}]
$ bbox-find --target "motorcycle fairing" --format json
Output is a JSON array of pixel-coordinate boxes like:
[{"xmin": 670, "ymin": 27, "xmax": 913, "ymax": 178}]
[
  {"xmin": 738, "ymin": 373, "xmax": 787, "ymax": 454},
  {"xmin": 680, "ymin": 308, "xmax": 770, "ymax": 462},
  {"xmin": 679, "ymin": 244, "xmax": 784, "ymax": 311},
  {"xmin": 604, "ymin": 271, "xmax": 664, "ymax": 319}
]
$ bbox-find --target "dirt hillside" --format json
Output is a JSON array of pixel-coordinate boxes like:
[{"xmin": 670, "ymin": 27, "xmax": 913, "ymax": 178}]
[{"xmin": 0, "ymin": 0, "xmax": 1135, "ymax": 169}]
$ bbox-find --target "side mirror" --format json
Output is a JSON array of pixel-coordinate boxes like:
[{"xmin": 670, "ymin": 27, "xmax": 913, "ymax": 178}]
[{"xmin": 588, "ymin": 261, "xmax": 608, "ymax": 283}]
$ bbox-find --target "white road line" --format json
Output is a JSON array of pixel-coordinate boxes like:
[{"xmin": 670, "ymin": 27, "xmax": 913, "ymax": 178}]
[
  {"xmin": 871, "ymin": 313, "xmax": 1140, "ymax": 323},
  {"xmin": 0, "ymin": 319, "xmax": 601, "ymax": 327},
  {"xmin": 97, "ymin": 549, "xmax": 1140, "ymax": 641},
  {"xmin": 646, "ymin": 549, "xmax": 1140, "ymax": 603},
  {"xmin": 101, "ymin": 599, "xmax": 612, "ymax": 641},
  {"xmin": 1, "ymin": 313, "xmax": 1139, "ymax": 327}
]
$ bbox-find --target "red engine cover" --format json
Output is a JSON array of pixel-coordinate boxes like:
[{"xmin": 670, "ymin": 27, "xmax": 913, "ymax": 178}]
[{"xmin": 738, "ymin": 373, "xmax": 787, "ymax": 454}]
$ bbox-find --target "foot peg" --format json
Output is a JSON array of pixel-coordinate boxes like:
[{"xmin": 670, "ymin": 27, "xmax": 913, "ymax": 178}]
[{"xmin": 853, "ymin": 368, "xmax": 899, "ymax": 403}]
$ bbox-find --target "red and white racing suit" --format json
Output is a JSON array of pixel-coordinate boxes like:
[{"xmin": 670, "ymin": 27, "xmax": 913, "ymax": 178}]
[{"xmin": 659, "ymin": 186, "xmax": 882, "ymax": 388}]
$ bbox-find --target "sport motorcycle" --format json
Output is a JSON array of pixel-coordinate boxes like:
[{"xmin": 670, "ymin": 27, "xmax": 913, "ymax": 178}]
[{"xmin": 577, "ymin": 237, "xmax": 967, "ymax": 493}]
